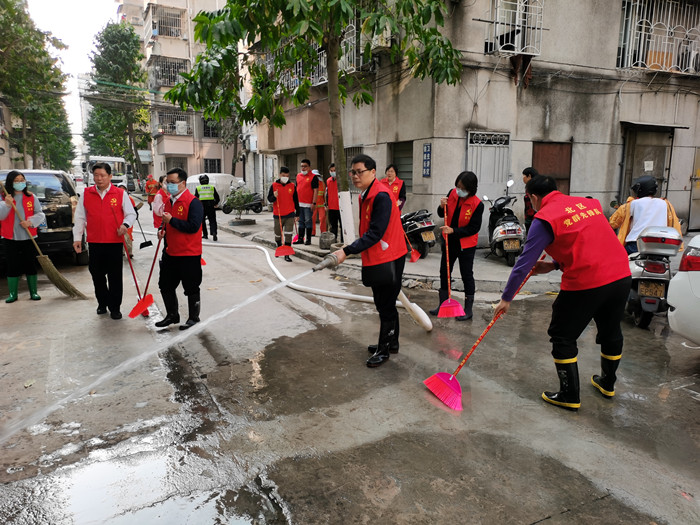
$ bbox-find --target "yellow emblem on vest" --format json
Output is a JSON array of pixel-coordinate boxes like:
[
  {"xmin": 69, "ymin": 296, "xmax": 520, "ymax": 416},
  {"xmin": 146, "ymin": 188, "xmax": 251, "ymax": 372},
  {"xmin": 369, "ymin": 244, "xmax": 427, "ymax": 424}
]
[
  {"xmin": 177, "ymin": 205, "xmax": 184, "ymax": 215},
  {"xmin": 110, "ymin": 198, "xmax": 117, "ymax": 206}
]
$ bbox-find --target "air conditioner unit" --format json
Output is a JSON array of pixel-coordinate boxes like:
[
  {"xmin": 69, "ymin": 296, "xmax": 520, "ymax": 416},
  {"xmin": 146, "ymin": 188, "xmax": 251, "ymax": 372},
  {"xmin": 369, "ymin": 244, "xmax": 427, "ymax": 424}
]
[{"xmin": 175, "ymin": 121, "xmax": 188, "ymax": 135}]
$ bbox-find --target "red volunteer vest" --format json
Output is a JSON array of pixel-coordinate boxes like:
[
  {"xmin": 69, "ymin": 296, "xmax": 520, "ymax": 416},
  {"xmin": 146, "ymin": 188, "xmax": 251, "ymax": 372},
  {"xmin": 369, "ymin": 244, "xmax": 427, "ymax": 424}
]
[
  {"xmin": 153, "ymin": 188, "xmax": 168, "ymax": 228},
  {"xmin": 272, "ymin": 181, "xmax": 296, "ymax": 216},
  {"xmin": 164, "ymin": 189, "xmax": 202, "ymax": 256},
  {"xmin": 359, "ymin": 180, "xmax": 407, "ymax": 267},
  {"xmin": 326, "ymin": 177, "xmax": 339, "ymax": 210},
  {"xmin": 382, "ymin": 177, "xmax": 404, "ymax": 202},
  {"xmin": 1, "ymin": 194, "xmax": 38, "ymax": 239},
  {"xmin": 446, "ymin": 190, "xmax": 481, "ymax": 249},
  {"xmin": 535, "ymin": 191, "xmax": 630, "ymax": 291},
  {"xmin": 315, "ymin": 178, "xmax": 326, "ymax": 205},
  {"xmin": 83, "ymin": 185, "xmax": 125, "ymax": 243},
  {"xmin": 296, "ymin": 172, "xmax": 314, "ymax": 204}
]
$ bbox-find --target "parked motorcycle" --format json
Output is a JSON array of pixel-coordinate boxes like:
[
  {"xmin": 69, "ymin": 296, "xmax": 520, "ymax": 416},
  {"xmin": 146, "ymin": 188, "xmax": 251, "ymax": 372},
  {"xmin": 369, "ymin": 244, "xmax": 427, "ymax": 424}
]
[
  {"xmin": 222, "ymin": 190, "xmax": 264, "ymax": 214},
  {"xmin": 401, "ymin": 209, "xmax": 436, "ymax": 259},
  {"xmin": 483, "ymin": 179, "xmax": 525, "ymax": 266},
  {"xmin": 626, "ymin": 225, "xmax": 682, "ymax": 328}
]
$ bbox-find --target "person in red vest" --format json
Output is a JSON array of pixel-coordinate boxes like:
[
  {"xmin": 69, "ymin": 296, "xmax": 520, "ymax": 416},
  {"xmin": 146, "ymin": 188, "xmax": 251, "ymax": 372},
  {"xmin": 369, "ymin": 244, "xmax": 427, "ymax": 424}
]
[
  {"xmin": 429, "ymin": 171, "xmax": 483, "ymax": 321},
  {"xmin": 73, "ymin": 162, "xmax": 137, "ymax": 320},
  {"xmin": 494, "ymin": 176, "xmax": 631, "ymax": 411},
  {"xmin": 152, "ymin": 175, "xmax": 168, "ymax": 228},
  {"xmin": 155, "ymin": 168, "xmax": 204, "ymax": 331},
  {"xmin": 382, "ymin": 164, "xmax": 406, "ymax": 210},
  {"xmin": 331, "ymin": 154, "xmax": 407, "ymax": 368},
  {"xmin": 267, "ymin": 166, "xmax": 299, "ymax": 262},
  {"xmin": 325, "ymin": 163, "xmax": 343, "ymax": 242},
  {"xmin": 293, "ymin": 159, "xmax": 318, "ymax": 245},
  {"xmin": 310, "ymin": 169, "xmax": 327, "ymax": 236},
  {"xmin": 0, "ymin": 170, "xmax": 46, "ymax": 302}
]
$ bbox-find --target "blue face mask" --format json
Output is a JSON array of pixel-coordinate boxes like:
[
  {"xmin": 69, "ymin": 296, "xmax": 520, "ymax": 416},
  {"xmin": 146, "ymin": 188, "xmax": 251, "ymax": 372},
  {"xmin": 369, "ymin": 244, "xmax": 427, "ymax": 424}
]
[
  {"xmin": 13, "ymin": 182, "xmax": 26, "ymax": 192},
  {"xmin": 456, "ymin": 188, "xmax": 468, "ymax": 198},
  {"xmin": 166, "ymin": 182, "xmax": 180, "ymax": 196}
]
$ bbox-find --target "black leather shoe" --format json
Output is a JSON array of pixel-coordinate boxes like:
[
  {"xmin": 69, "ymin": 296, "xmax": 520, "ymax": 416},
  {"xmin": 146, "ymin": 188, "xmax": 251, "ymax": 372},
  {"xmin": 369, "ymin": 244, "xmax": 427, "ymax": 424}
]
[
  {"xmin": 203, "ymin": 235, "xmax": 208, "ymax": 239},
  {"xmin": 367, "ymin": 351, "xmax": 390, "ymax": 368},
  {"xmin": 367, "ymin": 343, "xmax": 399, "ymax": 354},
  {"xmin": 213, "ymin": 235, "xmax": 217, "ymax": 241},
  {"xmin": 179, "ymin": 318, "xmax": 199, "ymax": 330},
  {"xmin": 96, "ymin": 306, "xmax": 108, "ymax": 315},
  {"xmin": 293, "ymin": 238, "xmax": 304, "ymax": 245},
  {"xmin": 284, "ymin": 255, "xmax": 292, "ymax": 262},
  {"xmin": 304, "ymin": 239, "xmax": 311, "ymax": 245},
  {"xmin": 110, "ymin": 311, "xmax": 122, "ymax": 320},
  {"xmin": 155, "ymin": 314, "xmax": 180, "ymax": 328}
]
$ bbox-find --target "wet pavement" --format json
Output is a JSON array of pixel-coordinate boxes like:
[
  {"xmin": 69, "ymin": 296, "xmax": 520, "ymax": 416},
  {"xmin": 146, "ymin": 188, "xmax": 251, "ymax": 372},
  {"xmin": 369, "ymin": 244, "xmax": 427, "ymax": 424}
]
[{"xmin": 0, "ymin": 212, "xmax": 698, "ymax": 524}]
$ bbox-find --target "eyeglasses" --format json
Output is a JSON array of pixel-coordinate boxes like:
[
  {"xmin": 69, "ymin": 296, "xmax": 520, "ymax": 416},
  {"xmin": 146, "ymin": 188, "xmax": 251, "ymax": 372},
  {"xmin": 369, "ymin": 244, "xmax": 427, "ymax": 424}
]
[{"xmin": 349, "ymin": 168, "xmax": 371, "ymax": 176}]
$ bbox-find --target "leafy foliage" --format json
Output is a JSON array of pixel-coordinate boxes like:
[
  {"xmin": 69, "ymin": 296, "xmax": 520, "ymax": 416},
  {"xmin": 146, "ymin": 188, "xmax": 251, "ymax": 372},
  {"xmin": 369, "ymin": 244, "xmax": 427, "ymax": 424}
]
[{"xmin": 225, "ymin": 186, "xmax": 256, "ymax": 219}]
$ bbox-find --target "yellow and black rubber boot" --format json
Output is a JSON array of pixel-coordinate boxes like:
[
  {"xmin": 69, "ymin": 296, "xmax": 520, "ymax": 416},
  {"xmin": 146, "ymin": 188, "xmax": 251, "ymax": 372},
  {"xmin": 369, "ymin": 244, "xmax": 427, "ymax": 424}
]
[
  {"xmin": 591, "ymin": 353, "xmax": 620, "ymax": 398},
  {"xmin": 542, "ymin": 358, "xmax": 581, "ymax": 411}
]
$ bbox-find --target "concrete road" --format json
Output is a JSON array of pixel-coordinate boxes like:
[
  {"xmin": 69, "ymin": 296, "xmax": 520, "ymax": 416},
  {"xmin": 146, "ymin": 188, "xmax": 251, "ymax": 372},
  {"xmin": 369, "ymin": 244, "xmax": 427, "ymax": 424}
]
[{"xmin": 0, "ymin": 227, "xmax": 698, "ymax": 524}]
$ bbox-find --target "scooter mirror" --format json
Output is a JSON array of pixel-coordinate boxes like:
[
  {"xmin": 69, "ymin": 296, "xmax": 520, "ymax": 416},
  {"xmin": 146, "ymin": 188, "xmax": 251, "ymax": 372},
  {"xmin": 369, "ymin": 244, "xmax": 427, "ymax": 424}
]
[
  {"xmin": 482, "ymin": 195, "xmax": 489, "ymax": 201},
  {"xmin": 506, "ymin": 179, "xmax": 515, "ymax": 188}
]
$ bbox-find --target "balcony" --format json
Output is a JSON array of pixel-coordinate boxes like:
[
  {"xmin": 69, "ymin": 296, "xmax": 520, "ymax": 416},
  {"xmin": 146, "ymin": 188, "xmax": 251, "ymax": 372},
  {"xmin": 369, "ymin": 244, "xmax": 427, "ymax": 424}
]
[{"xmin": 482, "ymin": 0, "xmax": 544, "ymax": 57}]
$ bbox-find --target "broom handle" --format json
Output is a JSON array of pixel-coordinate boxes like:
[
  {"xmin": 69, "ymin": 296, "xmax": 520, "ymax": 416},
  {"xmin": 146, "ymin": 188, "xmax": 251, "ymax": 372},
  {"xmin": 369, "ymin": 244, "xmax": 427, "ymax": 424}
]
[
  {"xmin": 111, "ymin": 204, "xmax": 142, "ymax": 299},
  {"xmin": 450, "ymin": 252, "xmax": 545, "ymax": 378},
  {"xmin": 443, "ymin": 203, "xmax": 452, "ymax": 300},
  {"xmin": 403, "ymin": 230, "xmax": 415, "ymax": 252},
  {"xmin": 1, "ymin": 185, "xmax": 45, "ymax": 257},
  {"xmin": 142, "ymin": 231, "xmax": 163, "ymax": 296}
]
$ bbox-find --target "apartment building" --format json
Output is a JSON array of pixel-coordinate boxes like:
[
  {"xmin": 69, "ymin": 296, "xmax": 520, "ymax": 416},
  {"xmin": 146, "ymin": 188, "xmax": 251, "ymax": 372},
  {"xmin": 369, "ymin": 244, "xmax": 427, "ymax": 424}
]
[
  {"xmin": 117, "ymin": 0, "xmax": 247, "ymax": 184},
  {"xmin": 257, "ymin": 0, "xmax": 700, "ymax": 233}
]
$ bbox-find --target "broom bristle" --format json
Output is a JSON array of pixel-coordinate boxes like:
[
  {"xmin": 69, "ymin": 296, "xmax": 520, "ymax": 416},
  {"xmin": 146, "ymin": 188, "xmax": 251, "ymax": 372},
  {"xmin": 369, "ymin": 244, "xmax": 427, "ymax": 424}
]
[
  {"xmin": 437, "ymin": 299, "xmax": 466, "ymax": 318},
  {"xmin": 37, "ymin": 255, "xmax": 87, "ymax": 300},
  {"xmin": 424, "ymin": 372, "xmax": 463, "ymax": 411}
]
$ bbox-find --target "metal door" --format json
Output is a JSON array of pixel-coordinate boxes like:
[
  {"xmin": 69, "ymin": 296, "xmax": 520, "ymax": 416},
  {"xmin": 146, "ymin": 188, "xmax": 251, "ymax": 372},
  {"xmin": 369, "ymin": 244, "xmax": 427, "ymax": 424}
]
[{"xmin": 532, "ymin": 142, "xmax": 572, "ymax": 194}]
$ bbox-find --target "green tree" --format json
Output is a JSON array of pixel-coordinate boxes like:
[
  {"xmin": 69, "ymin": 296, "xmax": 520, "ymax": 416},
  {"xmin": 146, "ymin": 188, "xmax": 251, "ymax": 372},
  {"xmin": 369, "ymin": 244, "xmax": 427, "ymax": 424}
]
[
  {"xmin": 83, "ymin": 22, "xmax": 149, "ymax": 175},
  {"xmin": 165, "ymin": 0, "xmax": 462, "ymax": 203}
]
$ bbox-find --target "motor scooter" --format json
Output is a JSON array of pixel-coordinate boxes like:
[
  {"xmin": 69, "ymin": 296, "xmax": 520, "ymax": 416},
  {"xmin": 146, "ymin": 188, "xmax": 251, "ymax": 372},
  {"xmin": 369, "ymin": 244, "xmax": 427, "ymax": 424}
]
[
  {"xmin": 626, "ymin": 225, "xmax": 682, "ymax": 328},
  {"xmin": 401, "ymin": 209, "xmax": 436, "ymax": 259},
  {"xmin": 483, "ymin": 179, "xmax": 525, "ymax": 266}
]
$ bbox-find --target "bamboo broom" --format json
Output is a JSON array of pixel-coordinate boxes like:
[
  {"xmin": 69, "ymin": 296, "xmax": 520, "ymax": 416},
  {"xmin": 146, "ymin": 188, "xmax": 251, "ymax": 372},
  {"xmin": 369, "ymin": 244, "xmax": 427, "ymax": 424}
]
[{"xmin": 1, "ymin": 184, "xmax": 87, "ymax": 299}]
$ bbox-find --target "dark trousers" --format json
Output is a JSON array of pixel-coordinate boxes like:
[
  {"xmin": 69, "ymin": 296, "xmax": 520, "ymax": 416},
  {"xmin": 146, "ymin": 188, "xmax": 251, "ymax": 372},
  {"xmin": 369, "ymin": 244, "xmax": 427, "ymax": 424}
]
[
  {"xmin": 201, "ymin": 203, "xmax": 217, "ymax": 237},
  {"xmin": 273, "ymin": 215, "xmax": 295, "ymax": 245},
  {"xmin": 158, "ymin": 253, "xmax": 202, "ymax": 308},
  {"xmin": 328, "ymin": 209, "xmax": 342, "ymax": 241},
  {"xmin": 3, "ymin": 238, "xmax": 38, "ymax": 277},
  {"xmin": 439, "ymin": 241, "xmax": 476, "ymax": 296},
  {"xmin": 548, "ymin": 276, "xmax": 631, "ymax": 360},
  {"xmin": 370, "ymin": 256, "xmax": 406, "ymax": 323},
  {"xmin": 88, "ymin": 242, "xmax": 124, "ymax": 311},
  {"xmin": 298, "ymin": 207, "xmax": 313, "ymax": 229}
]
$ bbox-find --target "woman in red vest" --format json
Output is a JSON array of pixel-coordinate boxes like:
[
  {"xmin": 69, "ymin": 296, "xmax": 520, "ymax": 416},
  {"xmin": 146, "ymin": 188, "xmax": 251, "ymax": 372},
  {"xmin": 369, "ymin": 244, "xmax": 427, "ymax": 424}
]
[
  {"xmin": 152, "ymin": 175, "xmax": 168, "ymax": 228},
  {"xmin": 0, "ymin": 170, "xmax": 46, "ymax": 302},
  {"xmin": 429, "ymin": 171, "xmax": 484, "ymax": 321},
  {"xmin": 382, "ymin": 164, "xmax": 406, "ymax": 210},
  {"xmin": 332, "ymin": 154, "xmax": 407, "ymax": 368}
]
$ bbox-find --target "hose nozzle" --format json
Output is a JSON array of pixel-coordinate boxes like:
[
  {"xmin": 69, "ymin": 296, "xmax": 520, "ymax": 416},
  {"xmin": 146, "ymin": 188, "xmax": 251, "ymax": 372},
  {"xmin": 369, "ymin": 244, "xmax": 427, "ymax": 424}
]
[{"xmin": 313, "ymin": 253, "xmax": 339, "ymax": 272}]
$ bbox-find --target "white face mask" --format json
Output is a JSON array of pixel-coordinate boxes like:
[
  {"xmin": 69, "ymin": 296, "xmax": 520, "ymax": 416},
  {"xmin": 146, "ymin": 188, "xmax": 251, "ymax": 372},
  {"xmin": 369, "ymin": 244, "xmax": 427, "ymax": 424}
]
[
  {"xmin": 301, "ymin": 170, "xmax": 308, "ymax": 175},
  {"xmin": 330, "ymin": 171, "xmax": 336, "ymax": 178},
  {"xmin": 456, "ymin": 188, "xmax": 468, "ymax": 198},
  {"xmin": 280, "ymin": 176, "xmax": 289, "ymax": 184}
]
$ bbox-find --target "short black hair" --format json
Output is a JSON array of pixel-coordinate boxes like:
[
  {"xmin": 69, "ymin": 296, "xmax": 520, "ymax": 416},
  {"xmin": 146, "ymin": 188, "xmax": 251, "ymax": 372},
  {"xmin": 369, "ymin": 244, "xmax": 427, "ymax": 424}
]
[
  {"xmin": 351, "ymin": 154, "xmax": 376, "ymax": 171},
  {"xmin": 301, "ymin": 159, "xmax": 311, "ymax": 166},
  {"xmin": 522, "ymin": 167, "xmax": 539, "ymax": 179},
  {"xmin": 385, "ymin": 163, "xmax": 399, "ymax": 175},
  {"xmin": 4, "ymin": 170, "xmax": 32, "ymax": 198},
  {"xmin": 455, "ymin": 171, "xmax": 478, "ymax": 197},
  {"xmin": 158, "ymin": 175, "xmax": 166, "ymax": 183},
  {"xmin": 92, "ymin": 162, "xmax": 111, "ymax": 175},
  {"xmin": 525, "ymin": 175, "xmax": 557, "ymax": 197},
  {"xmin": 280, "ymin": 166, "xmax": 290, "ymax": 174},
  {"xmin": 328, "ymin": 163, "xmax": 335, "ymax": 170},
  {"xmin": 166, "ymin": 167, "xmax": 188, "ymax": 182}
]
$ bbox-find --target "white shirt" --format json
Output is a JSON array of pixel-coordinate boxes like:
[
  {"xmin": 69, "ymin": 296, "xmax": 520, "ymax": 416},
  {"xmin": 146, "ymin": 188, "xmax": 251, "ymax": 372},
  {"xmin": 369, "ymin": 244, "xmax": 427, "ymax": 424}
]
[
  {"xmin": 72, "ymin": 184, "xmax": 137, "ymax": 241},
  {"xmin": 626, "ymin": 197, "xmax": 668, "ymax": 242}
]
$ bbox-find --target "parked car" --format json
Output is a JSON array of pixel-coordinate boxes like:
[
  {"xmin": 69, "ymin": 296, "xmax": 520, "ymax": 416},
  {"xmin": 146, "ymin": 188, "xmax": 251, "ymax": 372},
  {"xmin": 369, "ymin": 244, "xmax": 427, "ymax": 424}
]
[
  {"xmin": 0, "ymin": 169, "xmax": 88, "ymax": 266},
  {"xmin": 667, "ymin": 234, "xmax": 700, "ymax": 345},
  {"xmin": 112, "ymin": 173, "xmax": 136, "ymax": 192},
  {"xmin": 186, "ymin": 173, "xmax": 241, "ymax": 207}
]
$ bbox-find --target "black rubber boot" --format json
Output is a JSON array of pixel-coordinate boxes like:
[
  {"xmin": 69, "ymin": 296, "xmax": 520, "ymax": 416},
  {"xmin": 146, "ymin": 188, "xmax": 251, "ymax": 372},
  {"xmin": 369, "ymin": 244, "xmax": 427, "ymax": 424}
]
[
  {"xmin": 304, "ymin": 227, "xmax": 312, "ymax": 245},
  {"xmin": 155, "ymin": 291, "xmax": 179, "ymax": 327},
  {"xmin": 542, "ymin": 360, "xmax": 581, "ymax": 411},
  {"xmin": 429, "ymin": 289, "xmax": 449, "ymax": 316},
  {"xmin": 368, "ymin": 319, "xmax": 400, "ymax": 354},
  {"xmin": 179, "ymin": 296, "xmax": 201, "ymax": 330},
  {"xmin": 591, "ymin": 354, "xmax": 620, "ymax": 398},
  {"xmin": 456, "ymin": 295, "xmax": 474, "ymax": 321},
  {"xmin": 367, "ymin": 320, "xmax": 394, "ymax": 367}
]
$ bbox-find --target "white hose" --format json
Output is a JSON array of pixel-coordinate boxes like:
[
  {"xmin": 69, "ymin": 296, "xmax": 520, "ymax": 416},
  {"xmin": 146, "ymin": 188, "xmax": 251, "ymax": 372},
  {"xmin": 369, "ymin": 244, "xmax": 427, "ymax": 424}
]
[{"xmin": 204, "ymin": 242, "xmax": 432, "ymax": 332}]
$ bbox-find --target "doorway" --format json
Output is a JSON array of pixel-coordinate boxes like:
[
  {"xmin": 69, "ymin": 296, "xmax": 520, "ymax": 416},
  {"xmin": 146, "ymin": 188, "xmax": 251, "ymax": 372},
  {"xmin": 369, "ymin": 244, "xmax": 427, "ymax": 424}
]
[{"xmin": 532, "ymin": 142, "xmax": 572, "ymax": 194}]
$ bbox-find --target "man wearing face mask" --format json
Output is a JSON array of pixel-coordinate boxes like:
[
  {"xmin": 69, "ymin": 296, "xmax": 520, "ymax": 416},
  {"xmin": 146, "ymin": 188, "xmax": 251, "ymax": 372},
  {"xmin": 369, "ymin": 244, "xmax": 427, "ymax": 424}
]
[
  {"xmin": 293, "ymin": 159, "xmax": 319, "ymax": 245},
  {"xmin": 268, "ymin": 166, "xmax": 299, "ymax": 262},
  {"xmin": 325, "ymin": 163, "xmax": 343, "ymax": 242},
  {"xmin": 155, "ymin": 168, "xmax": 204, "ymax": 330}
]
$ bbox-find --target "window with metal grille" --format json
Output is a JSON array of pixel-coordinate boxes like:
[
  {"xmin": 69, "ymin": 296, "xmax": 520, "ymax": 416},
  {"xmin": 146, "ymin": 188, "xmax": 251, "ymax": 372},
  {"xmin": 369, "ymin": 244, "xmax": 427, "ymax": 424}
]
[
  {"xmin": 390, "ymin": 141, "xmax": 413, "ymax": 195},
  {"xmin": 149, "ymin": 57, "xmax": 189, "ymax": 88},
  {"xmin": 617, "ymin": 0, "xmax": 700, "ymax": 74},
  {"xmin": 204, "ymin": 158, "xmax": 221, "ymax": 172},
  {"xmin": 467, "ymin": 132, "xmax": 511, "ymax": 184},
  {"xmin": 482, "ymin": 0, "xmax": 544, "ymax": 56},
  {"xmin": 154, "ymin": 111, "xmax": 193, "ymax": 136},
  {"xmin": 203, "ymin": 119, "xmax": 219, "ymax": 138},
  {"xmin": 166, "ymin": 157, "xmax": 186, "ymax": 171},
  {"xmin": 154, "ymin": 7, "xmax": 183, "ymax": 38}
]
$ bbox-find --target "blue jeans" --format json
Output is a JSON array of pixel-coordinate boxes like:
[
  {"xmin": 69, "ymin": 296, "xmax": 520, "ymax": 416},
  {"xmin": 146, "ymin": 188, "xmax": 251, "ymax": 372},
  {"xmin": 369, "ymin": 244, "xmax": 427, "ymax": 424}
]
[{"xmin": 298, "ymin": 206, "xmax": 313, "ymax": 229}]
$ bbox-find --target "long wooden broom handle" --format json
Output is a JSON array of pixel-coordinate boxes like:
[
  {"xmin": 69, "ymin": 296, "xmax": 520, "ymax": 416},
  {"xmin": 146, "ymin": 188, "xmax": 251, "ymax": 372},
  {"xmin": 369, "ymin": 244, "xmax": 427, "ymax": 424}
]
[
  {"xmin": 111, "ymin": 203, "xmax": 143, "ymax": 299},
  {"xmin": 142, "ymin": 231, "xmax": 163, "ymax": 296},
  {"xmin": 1, "ymin": 184, "xmax": 45, "ymax": 257},
  {"xmin": 443, "ymin": 202, "xmax": 452, "ymax": 300},
  {"xmin": 450, "ymin": 252, "xmax": 545, "ymax": 378}
]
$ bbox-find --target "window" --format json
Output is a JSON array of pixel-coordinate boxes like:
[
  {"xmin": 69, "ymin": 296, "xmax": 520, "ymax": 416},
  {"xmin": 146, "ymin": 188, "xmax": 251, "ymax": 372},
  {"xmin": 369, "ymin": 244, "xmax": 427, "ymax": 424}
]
[
  {"xmin": 483, "ymin": 0, "xmax": 544, "ymax": 56},
  {"xmin": 149, "ymin": 57, "xmax": 189, "ymax": 88},
  {"xmin": 203, "ymin": 119, "xmax": 220, "ymax": 138},
  {"xmin": 153, "ymin": 7, "xmax": 183, "ymax": 38},
  {"xmin": 467, "ymin": 132, "xmax": 511, "ymax": 184},
  {"xmin": 153, "ymin": 111, "xmax": 193, "ymax": 136},
  {"xmin": 617, "ymin": 0, "xmax": 700, "ymax": 74},
  {"xmin": 390, "ymin": 141, "xmax": 413, "ymax": 195},
  {"xmin": 166, "ymin": 157, "xmax": 187, "ymax": 171},
  {"xmin": 204, "ymin": 159, "xmax": 221, "ymax": 173}
]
